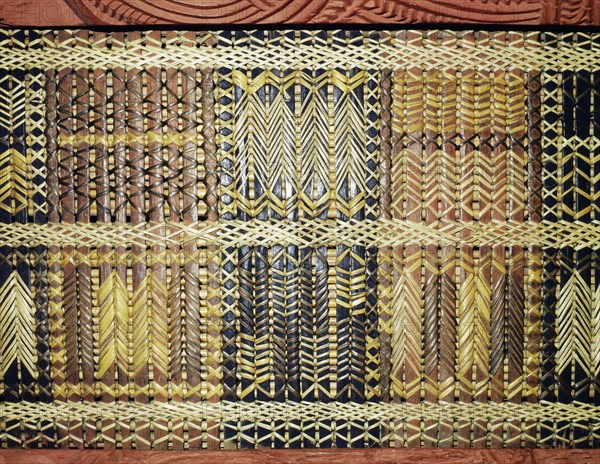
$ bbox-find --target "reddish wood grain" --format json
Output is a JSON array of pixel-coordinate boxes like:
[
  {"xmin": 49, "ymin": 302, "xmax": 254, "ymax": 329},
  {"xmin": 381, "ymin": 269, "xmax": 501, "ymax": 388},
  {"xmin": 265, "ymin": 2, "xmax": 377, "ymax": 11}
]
[
  {"xmin": 532, "ymin": 450, "xmax": 600, "ymax": 464},
  {"xmin": 1, "ymin": 0, "xmax": 599, "ymax": 26},
  {"xmin": 1, "ymin": 449, "xmax": 598, "ymax": 464}
]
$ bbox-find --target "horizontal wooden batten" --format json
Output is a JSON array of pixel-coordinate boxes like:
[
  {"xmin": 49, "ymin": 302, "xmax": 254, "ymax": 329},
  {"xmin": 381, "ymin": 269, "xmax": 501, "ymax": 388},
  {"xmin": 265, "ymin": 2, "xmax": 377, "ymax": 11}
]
[
  {"xmin": 0, "ymin": 0, "xmax": 599, "ymax": 27},
  {"xmin": 0, "ymin": 449, "xmax": 599, "ymax": 464}
]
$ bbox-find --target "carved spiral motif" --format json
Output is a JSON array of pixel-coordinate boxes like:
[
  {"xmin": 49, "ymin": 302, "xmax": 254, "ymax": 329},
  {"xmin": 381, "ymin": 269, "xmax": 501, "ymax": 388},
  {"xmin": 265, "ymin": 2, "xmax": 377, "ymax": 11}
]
[
  {"xmin": 66, "ymin": 0, "xmax": 330, "ymax": 24},
  {"xmin": 3, "ymin": 0, "xmax": 598, "ymax": 25},
  {"xmin": 64, "ymin": 0, "xmax": 550, "ymax": 24}
]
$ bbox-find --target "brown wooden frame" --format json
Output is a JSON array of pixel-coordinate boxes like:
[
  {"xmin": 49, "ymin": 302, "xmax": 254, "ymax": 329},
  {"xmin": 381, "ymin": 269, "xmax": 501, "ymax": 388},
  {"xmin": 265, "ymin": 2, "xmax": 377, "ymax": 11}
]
[
  {"xmin": 1, "ymin": 0, "xmax": 599, "ymax": 27},
  {"xmin": 1, "ymin": 1, "xmax": 599, "ymax": 462},
  {"xmin": 0, "ymin": 449, "xmax": 599, "ymax": 463}
]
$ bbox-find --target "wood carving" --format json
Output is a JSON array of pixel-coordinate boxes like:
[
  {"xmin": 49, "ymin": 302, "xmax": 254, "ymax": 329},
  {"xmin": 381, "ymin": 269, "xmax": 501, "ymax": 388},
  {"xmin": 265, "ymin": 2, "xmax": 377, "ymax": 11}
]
[
  {"xmin": 1, "ymin": 449, "xmax": 599, "ymax": 464},
  {"xmin": 1, "ymin": 0, "xmax": 599, "ymax": 26}
]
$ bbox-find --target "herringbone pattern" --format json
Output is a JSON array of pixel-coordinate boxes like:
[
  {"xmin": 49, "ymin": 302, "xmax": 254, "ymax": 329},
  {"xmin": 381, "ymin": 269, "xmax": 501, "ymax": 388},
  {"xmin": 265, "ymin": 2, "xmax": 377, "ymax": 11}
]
[{"xmin": 0, "ymin": 28, "xmax": 598, "ymax": 449}]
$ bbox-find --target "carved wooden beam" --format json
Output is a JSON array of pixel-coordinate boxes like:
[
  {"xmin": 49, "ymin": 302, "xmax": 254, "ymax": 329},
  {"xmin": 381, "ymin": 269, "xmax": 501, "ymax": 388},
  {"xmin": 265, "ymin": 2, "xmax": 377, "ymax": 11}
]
[
  {"xmin": 1, "ymin": 0, "xmax": 599, "ymax": 26},
  {"xmin": 1, "ymin": 449, "xmax": 599, "ymax": 464}
]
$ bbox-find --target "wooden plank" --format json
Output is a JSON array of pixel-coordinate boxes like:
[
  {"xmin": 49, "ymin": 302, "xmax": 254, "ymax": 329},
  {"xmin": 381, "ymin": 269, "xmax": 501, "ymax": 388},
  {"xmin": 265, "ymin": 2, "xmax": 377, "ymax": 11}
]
[
  {"xmin": 1, "ymin": 0, "xmax": 599, "ymax": 27},
  {"xmin": 4, "ymin": 449, "xmax": 593, "ymax": 464},
  {"xmin": 0, "ymin": 448, "xmax": 546, "ymax": 464},
  {"xmin": 532, "ymin": 450, "xmax": 600, "ymax": 464},
  {"xmin": 6, "ymin": 449, "xmax": 598, "ymax": 463}
]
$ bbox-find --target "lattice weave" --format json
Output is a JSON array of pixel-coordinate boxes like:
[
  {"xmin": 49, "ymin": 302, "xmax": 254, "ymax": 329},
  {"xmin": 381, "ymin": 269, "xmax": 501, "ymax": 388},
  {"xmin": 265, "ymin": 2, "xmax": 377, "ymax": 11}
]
[{"xmin": 0, "ymin": 29, "xmax": 598, "ymax": 449}]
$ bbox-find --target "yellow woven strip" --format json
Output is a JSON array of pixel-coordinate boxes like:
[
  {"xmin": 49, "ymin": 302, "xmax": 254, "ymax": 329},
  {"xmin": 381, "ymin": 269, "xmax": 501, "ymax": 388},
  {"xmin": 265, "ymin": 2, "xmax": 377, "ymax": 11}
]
[
  {"xmin": 48, "ymin": 248, "xmax": 67, "ymax": 401},
  {"xmin": 0, "ymin": 70, "xmax": 31, "ymax": 216},
  {"xmin": 504, "ymin": 52, "xmax": 528, "ymax": 444},
  {"xmin": 488, "ymin": 66, "xmax": 509, "ymax": 404},
  {"xmin": 24, "ymin": 67, "xmax": 47, "ymax": 218},
  {"xmin": 203, "ymin": 249, "xmax": 223, "ymax": 403},
  {"xmin": 4, "ymin": 217, "xmax": 598, "ymax": 252},
  {"xmin": 3, "ymin": 399, "xmax": 597, "ymax": 447},
  {"xmin": 95, "ymin": 270, "xmax": 129, "ymax": 379},
  {"xmin": 593, "ymin": 281, "xmax": 600, "ymax": 391},
  {"xmin": 230, "ymin": 67, "xmax": 266, "ymax": 402},
  {"xmin": 2, "ymin": 31, "xmax": 599, "ymax": 71},
  {"xmin": 0, "ymin": 272, "xmax": 37, "ymax": 382},
  {"xmin": 390, "ymin": 52, "xmax": 425, "ymax": 415},
  {"xmin": 333, "ymin": 67, "xmax": 369, "ymax": 402},
  {"xmin": 56, "ymin": 131, "xmax": 198, "ymax": 148},
  {"xmin": 0, "ymin": 149, "xmax": 27, "ymax": 215},
  {"xmin": 542, "ymin": 71, "xmax": 564, "ymax": 222},
  {"xmin": 523, "ymin": 247, "xmax": 542, "ymax": 401},
  {"xmin": 131, "ymin": 275, "xmax": 150, "ymax": 379},
  {"xmin": 364, "ymin": 68, "xmax": 381, "ymax": 401},
  {"xmin": 148, "ymin": 270, "xmax": 169, "ymax": 396},
  {"xmin": 215, "ymin": 66, "xmax": 239, "ymax": 403},
  {"xmin": 326, "ymin": 247, "xmax": 338, "ymax": 400},
  {"xmin": 263, "ymin": 68, "xmax": 301, "ymax": 403},
  {"xmin": 556, "ymin": 265, "xmax": 594, "ymax": 376}
]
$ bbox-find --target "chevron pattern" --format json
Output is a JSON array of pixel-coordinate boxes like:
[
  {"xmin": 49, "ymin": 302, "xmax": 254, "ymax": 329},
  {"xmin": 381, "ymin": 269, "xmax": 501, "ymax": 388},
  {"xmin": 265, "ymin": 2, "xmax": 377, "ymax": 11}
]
[
  {"xmin": 0, "ymin": 271, "xmax": 37, "ymax": 380},
  {"xmin": 0, "ymin": 72, "xmax": 28, "ymax": 218},
  {"xmin": 0, "ymin": 28, "xmax": 599, "ymax": 449},
  {"xmin": 0, "ymin": 147, "xmax": 28, "ymax": 216}
]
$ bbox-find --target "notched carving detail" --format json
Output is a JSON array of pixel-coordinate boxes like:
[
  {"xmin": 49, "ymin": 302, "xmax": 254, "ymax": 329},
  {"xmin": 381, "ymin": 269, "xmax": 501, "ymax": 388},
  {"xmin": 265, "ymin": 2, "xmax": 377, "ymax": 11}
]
[{"xmin": 2, "ymin": 0, "xmax": 599, "ymax": 26}]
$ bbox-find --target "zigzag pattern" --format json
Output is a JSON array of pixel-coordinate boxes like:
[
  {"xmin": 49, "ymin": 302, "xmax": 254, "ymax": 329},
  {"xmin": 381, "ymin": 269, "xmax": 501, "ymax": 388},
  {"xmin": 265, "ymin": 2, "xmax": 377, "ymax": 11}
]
[
  {"xmin": 0, "ymin": 74, "xmax": 27, "ymax": 216},
  {"xmin": 555, "ymin": 261, "xmax": 593, "ymax": 375},
  {"xmin": 0, "ymin": 271, "xmax": 37, "ymax": 380},
  {"xmin": 217, "ymin": 51, "xmax": 378, "ymax": 410}
]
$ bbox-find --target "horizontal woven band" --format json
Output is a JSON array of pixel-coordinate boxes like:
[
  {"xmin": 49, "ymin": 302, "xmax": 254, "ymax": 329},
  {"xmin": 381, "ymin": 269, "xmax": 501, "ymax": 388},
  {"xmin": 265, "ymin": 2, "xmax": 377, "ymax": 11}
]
[
  {"xmin": 2, "ymin": 218, "xmax": 599, "ymax": 249},
  {"xmin": 1, "ymin": 31, "xmax": 599, "ymax": 71},
  {"xmin": 3, "ymin": 400, "xmax": 597, "ymax": 447}
]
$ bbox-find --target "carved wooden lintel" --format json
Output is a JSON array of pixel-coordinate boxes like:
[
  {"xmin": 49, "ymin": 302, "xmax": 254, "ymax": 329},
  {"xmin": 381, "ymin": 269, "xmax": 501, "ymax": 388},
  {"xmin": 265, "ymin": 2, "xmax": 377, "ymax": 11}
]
[
  {"xmin": 1, "ymin": 449, "xmax": 599, "ymax": 463},
  {"xmin": 1, "ymin": 0, "xmax": 599, "ymax": 27}
]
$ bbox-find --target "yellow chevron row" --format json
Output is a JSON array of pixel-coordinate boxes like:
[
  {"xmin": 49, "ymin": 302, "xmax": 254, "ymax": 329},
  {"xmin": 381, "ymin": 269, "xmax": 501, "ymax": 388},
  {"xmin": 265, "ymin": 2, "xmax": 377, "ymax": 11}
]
[
  {"xmin": 0, "ymin": 272, "xmax": 37, "ymax": 379},
  {"xmin": 556, "ymin": 269, "xmax": 593, "ymax": 375},
  {"xmin": 96, "ymin": 270, "xmax": 129, "ymax": 378},
  {"xmin": 0, "ymin": 148, "xmax": 28, "ymax": 215},
  {"xmin": 131, "ymin": 276, "xmax": 150, "ymax": 379},
  {"xmin": 149, "ymin": 271, "xmax": 169, "ymax": 383}
]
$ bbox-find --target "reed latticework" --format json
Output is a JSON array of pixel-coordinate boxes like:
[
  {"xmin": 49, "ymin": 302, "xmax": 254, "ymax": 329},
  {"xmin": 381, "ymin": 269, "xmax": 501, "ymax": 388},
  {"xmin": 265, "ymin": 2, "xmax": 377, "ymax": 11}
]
[{"xmin": 0, "ymin": 29, "xmax": 598, "ymax": 449}]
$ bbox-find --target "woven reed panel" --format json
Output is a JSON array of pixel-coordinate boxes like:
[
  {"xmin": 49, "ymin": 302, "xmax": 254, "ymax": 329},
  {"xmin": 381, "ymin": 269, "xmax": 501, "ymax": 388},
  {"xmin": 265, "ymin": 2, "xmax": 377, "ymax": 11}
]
[{"xmin": 0, "ymin": 29, "xmax": 599, "ymax": 449}]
